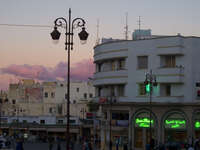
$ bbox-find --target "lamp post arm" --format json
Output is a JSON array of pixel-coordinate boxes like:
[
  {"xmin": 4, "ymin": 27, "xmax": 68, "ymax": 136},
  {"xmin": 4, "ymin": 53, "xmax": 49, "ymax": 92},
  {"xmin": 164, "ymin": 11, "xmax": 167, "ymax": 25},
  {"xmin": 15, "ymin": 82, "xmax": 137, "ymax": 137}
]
[
  {"xmin": 72, "ymin": 18, "xmax": 86, "ymax": 29},
  {"xmin": 54, "ymin": 17, "xmax": 68, "ymax": 30},
  {"xmin": 71, "ymin": 18, "xmax": 86, "ymax": 50}
]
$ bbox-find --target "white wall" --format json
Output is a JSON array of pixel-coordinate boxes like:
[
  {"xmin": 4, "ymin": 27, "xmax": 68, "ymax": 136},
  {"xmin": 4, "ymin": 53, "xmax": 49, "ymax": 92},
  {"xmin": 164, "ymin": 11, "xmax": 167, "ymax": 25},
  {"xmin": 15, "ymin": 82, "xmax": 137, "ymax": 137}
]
[{"xmin": 94, "ymin": 36, "xmax": 200, "ymax": 103}]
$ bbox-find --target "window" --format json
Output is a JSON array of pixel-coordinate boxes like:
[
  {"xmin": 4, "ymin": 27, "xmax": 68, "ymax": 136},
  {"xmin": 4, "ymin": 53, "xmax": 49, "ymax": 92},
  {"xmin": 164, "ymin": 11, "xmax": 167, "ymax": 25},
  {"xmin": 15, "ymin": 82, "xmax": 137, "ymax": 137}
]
[
  {"xmin": 40, "ymin": 120, "xmax": 45, "ymax": 124},
  {"xmin": 111, "ymin": 60, "xmax": 115, "ymax": 71},
  {"xmin": 23, "ymin": 120, "xmax": 27, "ymax": 123},
  {"xmin": 160, "ymin": 84, "xmax": 171, "ymax": 96},
  {"xmin": 49, "ymin": 108, "xmax": 53, "ymax": 113},
  {"xmin": 118, "ymin": 59, "xmax": 125, "ymax": 70},
  {"xmin": 112, "ymin": 112, "xmax": 129, "ymax": 120},
  {"xmin": 162, "ymin": 55, "xmax": 176, "ymax": 68},
  {"xmin": 12, "ymin": 99, "xmax": 16, "ymax": 104},
  {"xmin": 76, "ymin": 88, "xmax": 79, "ymax": 92},
  {"xmin": 58, "ymin": 120, "xmax": 63, "ymax": 124},
  {"xmin": 84, "ymin": 93, "xmax": 87, "ymax": 99},
  {"xmin": 51, "ymin": 92, "xmax": 55, "ymax": 98},
  {"xmin": 118, "ymin": 85, "xmax": 125, "ymax": 96},
  {"xmin": 44, "ymin": 92, "xmax": 48, "ymax": 98},
  {"xmin": 137, "ymin": 56, "xmax": 148, "ymax": 69},
  {"xmin": 98, "ymin": 87, "xmax": 102, "ymax": 97},
  {"xmin": 138, "ymin": 84, "xmax": 146, "ymax": 96},
  {"xmin": 104, "ymin": 112, "xmax": 107, "ymax": 119},
  {"xmin": 166, "ymin": 84, "xmax": 171, "ymax": 96},
  {"xmin": 69, "ymin": 120, "xmax": 76, "ymax": 124},
  {"xmin": 97, "ymin": 63, "xmax": 102, "ymax": 72},
  {"xmin": 110, "ymin": 86, "xmax": 115, "ymax": 96},
  {"xmin": 89, "ymin": 93, "xmax": 93, "ymax": 98}
]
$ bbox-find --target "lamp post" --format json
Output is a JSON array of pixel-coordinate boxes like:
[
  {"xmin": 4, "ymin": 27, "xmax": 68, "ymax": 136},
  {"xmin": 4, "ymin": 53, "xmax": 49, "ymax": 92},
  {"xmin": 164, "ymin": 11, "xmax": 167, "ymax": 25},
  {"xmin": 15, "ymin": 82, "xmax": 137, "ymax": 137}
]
[
  {"xmin": 107, "ymin": 94, "xmax": 115, "ymax": 150},
  {"xmin": 144, "ymin": 69, "xmax": 157, "ymax": 149},
  {"xmin": 51, "ymin": 8, "xmax": 89, "ymax": 150}
]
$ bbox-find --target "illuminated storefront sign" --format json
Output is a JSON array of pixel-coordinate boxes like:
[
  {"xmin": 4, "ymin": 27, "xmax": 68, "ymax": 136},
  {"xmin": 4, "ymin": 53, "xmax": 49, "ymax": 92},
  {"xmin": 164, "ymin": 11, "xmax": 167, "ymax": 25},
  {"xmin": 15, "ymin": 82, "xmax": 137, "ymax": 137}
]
[
  {"xmin": 135, "ymin": 118, "xmax": 154, "ymax": 128},
  {"xmin": 165, "ymin": 119, "xmax": 186, "ymax": 129},
  {"xmin": 195, "ymin": 121, "xmax": 200, "ymax": 128}
]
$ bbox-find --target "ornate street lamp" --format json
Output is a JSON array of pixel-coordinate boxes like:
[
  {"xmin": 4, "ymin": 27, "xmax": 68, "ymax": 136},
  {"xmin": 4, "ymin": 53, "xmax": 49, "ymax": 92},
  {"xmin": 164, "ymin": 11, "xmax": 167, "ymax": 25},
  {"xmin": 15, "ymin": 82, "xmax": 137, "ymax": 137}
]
[
  {"xmin": 144, "ymin": 69, "xmax": 157, "ymax": 149},
  {"xmin": 51, "ymin": 8, "xmax": 89, "ymax": 150},
  {"xmin": 107, "ymin": 94, "xmax": 116, "ymax": 150}
]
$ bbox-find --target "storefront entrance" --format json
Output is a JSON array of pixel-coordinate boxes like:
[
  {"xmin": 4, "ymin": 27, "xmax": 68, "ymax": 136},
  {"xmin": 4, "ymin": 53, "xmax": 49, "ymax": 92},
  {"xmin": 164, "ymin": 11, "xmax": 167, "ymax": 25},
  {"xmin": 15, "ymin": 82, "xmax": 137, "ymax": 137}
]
[
  {"xmin": 163, "ymin": 112, "xmax": 187, "ymax": 144},
  {"xmin": 134, "ymin": 128, "xmax": 155, "ymax": 149},
  {"xmin": 164, "ymin": 129, "xmax": 187, "ymax": 143},
  {"xmin": 134, "ymin": 112, "xmax": 156, "ymax": 150}
]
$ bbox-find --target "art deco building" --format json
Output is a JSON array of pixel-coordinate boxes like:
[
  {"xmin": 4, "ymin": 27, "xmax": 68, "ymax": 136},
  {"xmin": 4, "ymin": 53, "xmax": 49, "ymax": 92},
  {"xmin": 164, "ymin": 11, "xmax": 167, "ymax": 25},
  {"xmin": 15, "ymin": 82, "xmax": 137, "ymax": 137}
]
[{"xmin": 93, "ymin": 35, "xmax": 200, "ymax": 150}]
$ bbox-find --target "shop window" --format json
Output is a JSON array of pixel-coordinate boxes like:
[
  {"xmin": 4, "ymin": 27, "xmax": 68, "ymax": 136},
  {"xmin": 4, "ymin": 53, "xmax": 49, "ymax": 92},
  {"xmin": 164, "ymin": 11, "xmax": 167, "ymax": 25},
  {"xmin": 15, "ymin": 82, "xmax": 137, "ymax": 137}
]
[
  {"xmin": 137, "ymin": 56, "xmax": 148, "ymax": 69},
  {"xmin": 164, "ymin": 113, "xmax": 186, "ymax": 129},
  {"xmin": 135, "ymin": 112, "xmax": 154, "ymax": 128},
  {"xmin": 134, "ymin": 128, "xmax": 143, "ymax": 148}
]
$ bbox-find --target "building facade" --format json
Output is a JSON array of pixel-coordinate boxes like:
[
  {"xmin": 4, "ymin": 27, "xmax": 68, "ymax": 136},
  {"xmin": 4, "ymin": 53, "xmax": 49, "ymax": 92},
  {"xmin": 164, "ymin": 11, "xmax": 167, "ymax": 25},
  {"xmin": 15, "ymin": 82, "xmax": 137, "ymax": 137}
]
[
  {"xmin": 93, "ymin": 35, "xmax": 200, "ymax": 150},
  {"xmin": 0, "ymin": 79, "xmax": 96, "ymax": 140}
]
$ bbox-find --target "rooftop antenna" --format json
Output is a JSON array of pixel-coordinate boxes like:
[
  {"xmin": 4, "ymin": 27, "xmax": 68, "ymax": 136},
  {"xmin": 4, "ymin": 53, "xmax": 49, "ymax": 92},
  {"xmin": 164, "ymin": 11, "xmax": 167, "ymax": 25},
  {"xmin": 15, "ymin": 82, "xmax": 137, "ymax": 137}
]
[
  {"xmin": 138, "ymin": 16, "xmax": 141, "ymax": 39},
  {"xmin": 95, "ymin": 19, "xmax": 100, "ymax": 45},
  {"xmin": 124, "ymin": 12, "xmax": 129, "ymax": 40}
]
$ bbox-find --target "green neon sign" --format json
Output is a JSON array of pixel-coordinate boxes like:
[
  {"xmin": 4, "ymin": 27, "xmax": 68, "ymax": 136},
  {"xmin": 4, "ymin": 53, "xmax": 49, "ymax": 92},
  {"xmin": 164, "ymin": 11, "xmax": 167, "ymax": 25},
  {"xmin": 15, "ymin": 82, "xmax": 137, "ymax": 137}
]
[
  {"xmin": 165, "ymin": 119, "xmax": 186, "ymax": 129},
  {"xmin": 135, "ymin": 118, "xmax": 154, "ymax": 128},
  {"xmin": 195, "ymin": 121, "xmax": 200, "ymax": 128}
]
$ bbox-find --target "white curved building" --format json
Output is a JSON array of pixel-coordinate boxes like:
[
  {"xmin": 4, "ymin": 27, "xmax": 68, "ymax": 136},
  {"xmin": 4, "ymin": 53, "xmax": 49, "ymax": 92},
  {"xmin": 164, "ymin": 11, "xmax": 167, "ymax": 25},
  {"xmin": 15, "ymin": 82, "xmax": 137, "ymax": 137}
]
[{"xmin": 93, "ymin": 35, "xmax": 200, "ymax": 150}]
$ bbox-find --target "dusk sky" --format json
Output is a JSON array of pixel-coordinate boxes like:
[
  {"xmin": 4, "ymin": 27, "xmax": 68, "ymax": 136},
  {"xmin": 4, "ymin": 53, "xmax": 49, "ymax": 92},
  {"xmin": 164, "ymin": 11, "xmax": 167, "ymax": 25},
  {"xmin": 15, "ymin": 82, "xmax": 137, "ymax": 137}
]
[{"xmin": 1, "ymin": 0, "xmax": 200, "ymax": 90}]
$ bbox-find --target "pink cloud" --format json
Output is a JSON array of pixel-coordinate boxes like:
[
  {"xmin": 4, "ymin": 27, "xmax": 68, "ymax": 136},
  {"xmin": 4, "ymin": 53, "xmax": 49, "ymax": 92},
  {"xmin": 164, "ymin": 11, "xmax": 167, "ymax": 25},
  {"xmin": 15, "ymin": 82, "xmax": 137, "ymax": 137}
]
[{"xmin": 0, "ymin": 59, "xmax": 95, "ymax": 90}]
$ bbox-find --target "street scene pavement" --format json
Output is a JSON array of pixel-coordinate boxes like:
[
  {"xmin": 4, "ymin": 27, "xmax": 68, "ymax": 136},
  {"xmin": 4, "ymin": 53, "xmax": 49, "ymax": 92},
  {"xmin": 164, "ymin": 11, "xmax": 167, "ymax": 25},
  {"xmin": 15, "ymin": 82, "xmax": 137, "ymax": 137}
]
[{"xmin": 1, "ymin": 141, "xmax": 82, "ymax": 150}]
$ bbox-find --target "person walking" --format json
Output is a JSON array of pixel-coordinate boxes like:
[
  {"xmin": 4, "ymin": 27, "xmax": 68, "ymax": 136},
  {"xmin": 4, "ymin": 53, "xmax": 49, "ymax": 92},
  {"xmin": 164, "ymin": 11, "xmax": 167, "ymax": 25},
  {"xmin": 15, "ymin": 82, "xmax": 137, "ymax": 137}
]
[
  {"xmin": 48, "ymin": 136, "xmax": 54, "ymax": 150},
  {"xmin": 16, "ymin": 138, "xmax": 24, "ymax": 150},
  {"xmin": 57, "ymin": 136, "xmax": 61, "ymax": 150}
]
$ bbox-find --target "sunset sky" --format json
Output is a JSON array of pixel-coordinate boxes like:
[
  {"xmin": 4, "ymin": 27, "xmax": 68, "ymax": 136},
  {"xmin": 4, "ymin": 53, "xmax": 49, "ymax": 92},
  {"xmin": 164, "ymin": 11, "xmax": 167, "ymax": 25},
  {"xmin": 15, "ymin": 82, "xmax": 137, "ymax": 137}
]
[{"xmin": 1, "ymin": 0, "xmax": 200, "ymax": 90}]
